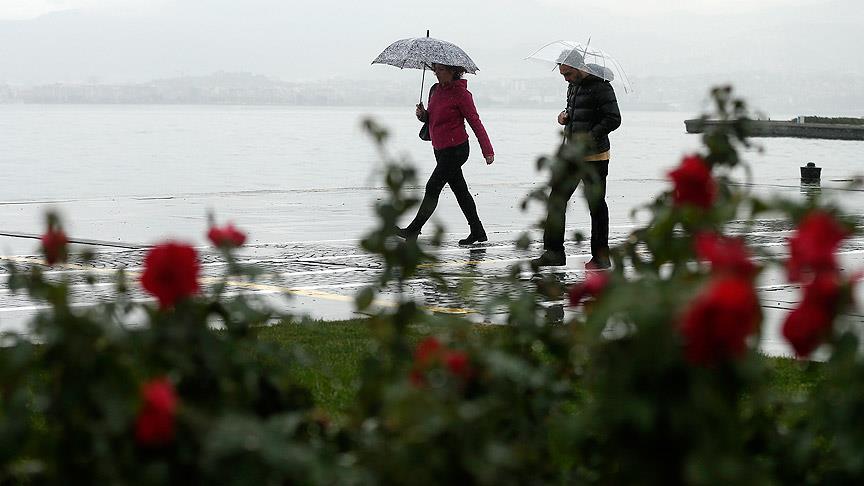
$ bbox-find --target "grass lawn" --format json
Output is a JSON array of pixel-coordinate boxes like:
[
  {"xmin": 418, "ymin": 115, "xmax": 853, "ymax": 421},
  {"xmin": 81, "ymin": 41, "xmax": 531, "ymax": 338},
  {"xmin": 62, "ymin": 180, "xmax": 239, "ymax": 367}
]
[
  {"xmin": 256, "ymin": 319, "xmax": 825, "ymax": 414},
  {"xmin": 256, "ymin": 319, "xmax": 387, "ymax": 413}
]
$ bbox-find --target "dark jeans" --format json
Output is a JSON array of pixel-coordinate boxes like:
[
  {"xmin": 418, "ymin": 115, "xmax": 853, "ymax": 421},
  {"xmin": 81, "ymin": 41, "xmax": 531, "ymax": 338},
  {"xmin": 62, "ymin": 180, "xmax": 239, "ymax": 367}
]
[
  {"xmin": 542, "ymin": 160, "xmax": 609, "ymax": 258},
  {"xmin": 406, "ymin": 141, "xmax": 481, "ymax": 232}
]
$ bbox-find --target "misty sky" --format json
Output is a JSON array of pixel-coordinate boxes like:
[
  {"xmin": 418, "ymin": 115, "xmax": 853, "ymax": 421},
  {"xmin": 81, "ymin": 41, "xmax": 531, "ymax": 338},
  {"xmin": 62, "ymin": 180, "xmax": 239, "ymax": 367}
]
[{"xmin": 0, "ymin": 0, "xmax": 861, "ymax": 84}]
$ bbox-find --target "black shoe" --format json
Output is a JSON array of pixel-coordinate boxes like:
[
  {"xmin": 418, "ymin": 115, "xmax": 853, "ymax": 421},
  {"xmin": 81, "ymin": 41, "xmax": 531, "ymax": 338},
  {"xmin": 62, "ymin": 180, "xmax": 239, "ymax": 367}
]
[
  {"xmin": 585, "ymin": 257, "xmax": 612, "ymax": 271},
  {"xmin": 458, "ymin": 228, "xmax": 488, "ymax": 245},
  {"xmin": 396, "ymin": 227, "xmax": 420, "ymax": 241},
  {"xmin": 530, "ymin": 251, "xmax": 567, "ymax": 269}
]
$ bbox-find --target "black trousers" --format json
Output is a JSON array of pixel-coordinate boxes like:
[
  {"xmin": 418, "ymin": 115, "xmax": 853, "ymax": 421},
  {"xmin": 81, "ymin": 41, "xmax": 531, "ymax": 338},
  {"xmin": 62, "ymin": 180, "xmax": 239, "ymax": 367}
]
[
  {"xmin": 406, "ymin": 141, "xmax": 481, "ymax": 232},
  {"xmin": 542, "ymin": 160, "xmax": 609, "ymax": 258}
]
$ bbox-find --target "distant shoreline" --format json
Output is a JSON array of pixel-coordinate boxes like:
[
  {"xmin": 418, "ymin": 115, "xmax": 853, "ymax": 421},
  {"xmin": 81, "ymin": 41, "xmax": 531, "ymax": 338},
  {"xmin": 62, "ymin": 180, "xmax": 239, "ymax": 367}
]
[
  {"xmin": 4, "ymin": 71, "xmax": 863, "ymax": 115},
  {"xmin": 0, "ymin": 101, "xmax": 681, "ymax": 111}
]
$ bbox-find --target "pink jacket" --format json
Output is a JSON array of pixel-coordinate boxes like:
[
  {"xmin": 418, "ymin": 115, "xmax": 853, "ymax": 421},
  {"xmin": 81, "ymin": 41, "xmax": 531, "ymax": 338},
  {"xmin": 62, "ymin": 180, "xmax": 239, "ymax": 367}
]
[{"xmin": 426, "ymin": 79, "xmax": 494, "ymax": 157}]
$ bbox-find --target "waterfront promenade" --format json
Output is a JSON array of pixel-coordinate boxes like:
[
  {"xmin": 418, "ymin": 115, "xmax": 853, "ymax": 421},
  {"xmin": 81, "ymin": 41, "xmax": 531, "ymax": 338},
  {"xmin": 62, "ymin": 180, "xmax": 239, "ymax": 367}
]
[{"xmin": 2, "ymin": 177, "xmax": 863, "ymax": 358}]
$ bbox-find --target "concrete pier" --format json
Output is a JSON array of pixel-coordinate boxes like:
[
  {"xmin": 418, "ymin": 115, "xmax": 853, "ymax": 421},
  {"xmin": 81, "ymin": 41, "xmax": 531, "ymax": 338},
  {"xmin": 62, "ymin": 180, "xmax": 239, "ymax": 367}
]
[{"xmin": 685, "ymin": 119, "xmax": 864, "ymax": 140}]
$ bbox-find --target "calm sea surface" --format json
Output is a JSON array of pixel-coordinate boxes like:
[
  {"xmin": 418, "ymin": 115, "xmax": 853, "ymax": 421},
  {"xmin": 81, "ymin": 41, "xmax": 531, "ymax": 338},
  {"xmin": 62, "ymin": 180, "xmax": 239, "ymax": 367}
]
[{"xmin": 1, "ymin": 105, "xmax": 862, "ymax": 203}]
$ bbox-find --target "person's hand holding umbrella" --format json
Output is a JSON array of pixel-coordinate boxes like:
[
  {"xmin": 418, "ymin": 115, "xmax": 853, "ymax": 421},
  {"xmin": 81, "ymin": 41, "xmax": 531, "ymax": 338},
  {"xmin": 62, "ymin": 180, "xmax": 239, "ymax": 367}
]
[{"xmin": 415, "ymin": 102, "xmax": 427, "ymax": 121}]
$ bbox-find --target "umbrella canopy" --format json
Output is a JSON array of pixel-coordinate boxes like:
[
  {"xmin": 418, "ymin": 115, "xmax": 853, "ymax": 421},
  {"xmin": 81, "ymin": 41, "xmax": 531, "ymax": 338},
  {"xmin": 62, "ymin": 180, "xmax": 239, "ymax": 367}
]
[
  {"xmin": 527, "ymin": 40, "xmax": 632, "ymax": 93},
  {"xmin": 372, "ymin": 36, "xmax": 479, "ymax": 74}
]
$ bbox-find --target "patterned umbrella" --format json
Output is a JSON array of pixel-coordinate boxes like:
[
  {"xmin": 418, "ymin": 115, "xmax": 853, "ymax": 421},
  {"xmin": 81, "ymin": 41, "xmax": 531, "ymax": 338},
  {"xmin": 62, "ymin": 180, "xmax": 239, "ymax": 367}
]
[
  {"xmin": 372, "ymin": 35, "xmax": 479, "ymax": 74},
  {"xmin": 372, "ymin": 31, "xmax": 479, "ymax": 102}
]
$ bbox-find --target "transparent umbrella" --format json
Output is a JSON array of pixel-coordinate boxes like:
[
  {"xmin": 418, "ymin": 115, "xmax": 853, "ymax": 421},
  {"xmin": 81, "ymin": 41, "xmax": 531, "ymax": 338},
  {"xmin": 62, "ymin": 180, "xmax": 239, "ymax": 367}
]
[
  {"xmin": 372, "ymin": 31, "xmax": 479, "ymax": 102},
  {"xmin": 526, "ymin": 40, "xmax": 632, "ymax": 93}
]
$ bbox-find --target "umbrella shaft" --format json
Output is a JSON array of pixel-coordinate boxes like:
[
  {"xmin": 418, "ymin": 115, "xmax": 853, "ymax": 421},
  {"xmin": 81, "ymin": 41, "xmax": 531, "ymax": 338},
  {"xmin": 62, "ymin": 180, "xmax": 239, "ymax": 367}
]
[{"xmin": 420, "ymin": 67, "xmax": 426, "ymax": 103}]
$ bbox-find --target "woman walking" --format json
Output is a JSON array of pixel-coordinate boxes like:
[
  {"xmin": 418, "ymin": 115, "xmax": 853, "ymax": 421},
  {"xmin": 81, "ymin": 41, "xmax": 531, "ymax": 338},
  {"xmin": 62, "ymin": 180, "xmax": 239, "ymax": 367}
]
[{"xmin": 397, "ymin": 63, "xmax": 495, "ymax": 245}]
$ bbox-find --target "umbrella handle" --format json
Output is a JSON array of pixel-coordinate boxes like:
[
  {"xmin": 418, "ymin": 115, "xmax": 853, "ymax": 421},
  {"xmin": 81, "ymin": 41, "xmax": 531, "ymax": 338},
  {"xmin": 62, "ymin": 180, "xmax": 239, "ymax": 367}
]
[{"xmin": 419, "ymin": 67, "xmax": 426, "ymax": 104}]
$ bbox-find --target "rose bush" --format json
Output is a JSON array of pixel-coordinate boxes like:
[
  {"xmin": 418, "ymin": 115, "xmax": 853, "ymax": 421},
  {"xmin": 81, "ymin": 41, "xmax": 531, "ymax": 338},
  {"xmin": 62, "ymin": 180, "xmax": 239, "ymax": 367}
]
[{"xmin": 1, "ymin": 226, "xmax": 346, "ymax": 484}]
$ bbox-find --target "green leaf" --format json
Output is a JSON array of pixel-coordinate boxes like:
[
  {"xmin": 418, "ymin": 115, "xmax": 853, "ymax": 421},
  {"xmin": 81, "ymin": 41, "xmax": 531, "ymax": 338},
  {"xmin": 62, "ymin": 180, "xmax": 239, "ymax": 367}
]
[{"xmin": 355, "ymin": 287, "xmax": 375, "ymax": 311}]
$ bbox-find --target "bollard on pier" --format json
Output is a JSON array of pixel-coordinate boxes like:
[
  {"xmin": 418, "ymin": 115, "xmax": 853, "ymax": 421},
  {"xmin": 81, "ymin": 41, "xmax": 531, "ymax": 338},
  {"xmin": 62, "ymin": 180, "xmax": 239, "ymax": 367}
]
[{"xmin": 800, "ymin": 162, "xmax": 821, "ymax": 183}]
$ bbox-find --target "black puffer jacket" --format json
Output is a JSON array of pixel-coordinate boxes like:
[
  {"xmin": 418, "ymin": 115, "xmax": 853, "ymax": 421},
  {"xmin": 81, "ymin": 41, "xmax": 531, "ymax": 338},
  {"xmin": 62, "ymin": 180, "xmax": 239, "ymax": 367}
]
[{"xmin": 564, "ymin": 75, "xmax": 621, "ymax": 154}]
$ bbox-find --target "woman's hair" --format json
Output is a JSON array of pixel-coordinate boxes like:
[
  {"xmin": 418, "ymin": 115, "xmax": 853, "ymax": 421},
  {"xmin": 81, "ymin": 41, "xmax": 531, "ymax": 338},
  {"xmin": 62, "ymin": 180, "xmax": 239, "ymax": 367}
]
[{"xmin": 442, "ymin": 64, "xmax": 466, "ymax": 80}]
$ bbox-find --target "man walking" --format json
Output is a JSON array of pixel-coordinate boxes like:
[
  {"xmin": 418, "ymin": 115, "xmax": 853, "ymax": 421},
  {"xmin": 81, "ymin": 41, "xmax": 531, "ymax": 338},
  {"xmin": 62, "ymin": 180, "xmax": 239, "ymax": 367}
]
[{"xmin": 532, "ymin": 51, "xmax": 621, "ymax": 270}]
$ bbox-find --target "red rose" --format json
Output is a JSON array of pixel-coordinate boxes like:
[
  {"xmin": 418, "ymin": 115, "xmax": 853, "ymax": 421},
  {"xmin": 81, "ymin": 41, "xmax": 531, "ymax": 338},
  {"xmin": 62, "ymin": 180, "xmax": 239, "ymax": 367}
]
[
  {"xmin": 695, "ymin": 232, "xmax": 756, "ymax": 279},
  {"xmin": 679, "ymin": 277, "xmax": 760, "ymax": 365},
  {"xmin": 668, "ymin": 154, "xmax": 716, "ymax": 209},
  {"xmin": 787, "ymin": 211, "xmax": 847, "ymax": 282},
  {"xmin": 41, "ymin": 228, "xmax": 68, "ymax": 265},
  {"xmin": 782, "ymin": 303, "xmax": 831, "ymax": 358},
  {"xmin": 140, "ymin": 242, "xmax": 200, "ymax": 309},
  {"xmin": 782, "ymin": 272, "xmax": 843, "ymax": 357},
  {"xmin": 805, "ymin": 271, "xmax": 842, "ymax": 307},
  {"xmin": 410, "ymin": 339, "xmax": 473, "ymax": 385},
  {"xmin": 135, "ymin": 378, "xmax": 178, "ymax": 447},
  {"xmin": 207, "ymin": 223, "xmax": 247, "ymax": 249},
  {"xmin": 410, "ymin": 337, "xmax": 444, "ymax": 387},
  {"xmin": 444, "ymin": 350, "xmax": 471, "ymax": 379},
  {"xmin": 409, "ymin": 369, "xmax": 426, "ymax": 388},
  {"xmin": 568, "ymin": 271, "xmax": 610, "ymax": 306},
  {"xmin": 414, "ymin": 337, "xmax": 443, "ymax": 367}
]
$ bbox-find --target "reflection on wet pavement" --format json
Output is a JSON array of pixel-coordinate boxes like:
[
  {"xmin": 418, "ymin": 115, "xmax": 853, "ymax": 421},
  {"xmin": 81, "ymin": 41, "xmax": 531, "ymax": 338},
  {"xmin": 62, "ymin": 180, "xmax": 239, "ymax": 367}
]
[{"xmin": 3, "ymin": 217, "xmax": 864, "ymax": 358}]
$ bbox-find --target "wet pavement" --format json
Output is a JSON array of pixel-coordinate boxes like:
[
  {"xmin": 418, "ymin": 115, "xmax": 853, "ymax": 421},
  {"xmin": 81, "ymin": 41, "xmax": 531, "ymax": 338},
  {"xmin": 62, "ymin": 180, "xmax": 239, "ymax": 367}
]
[{"xmin": 2, "ymin": 178, "xmax": 864, "ymax": 358}]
